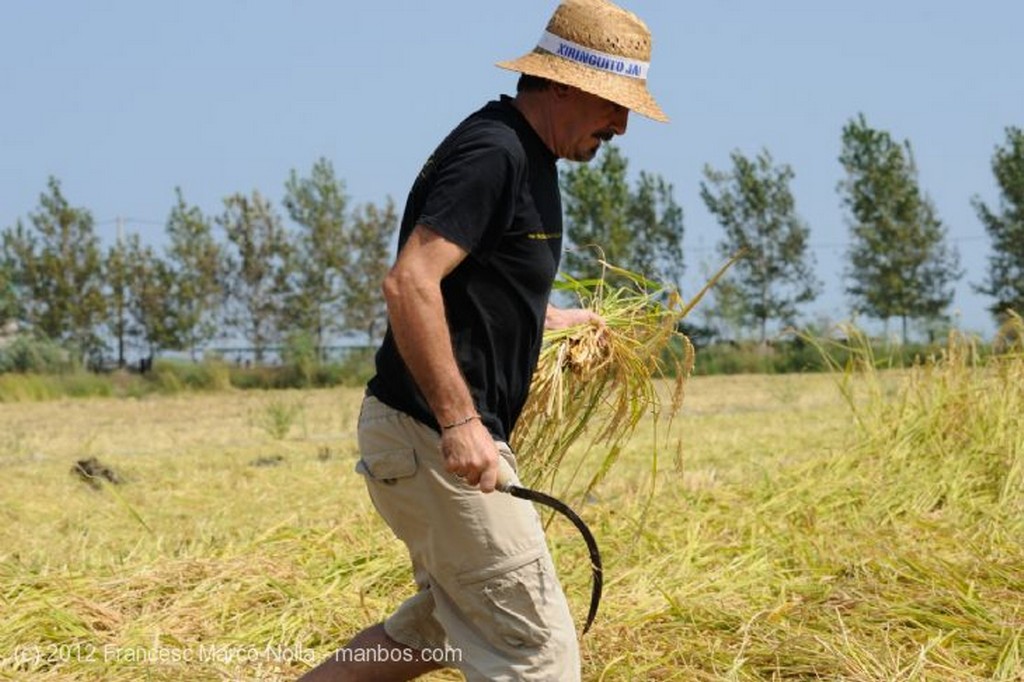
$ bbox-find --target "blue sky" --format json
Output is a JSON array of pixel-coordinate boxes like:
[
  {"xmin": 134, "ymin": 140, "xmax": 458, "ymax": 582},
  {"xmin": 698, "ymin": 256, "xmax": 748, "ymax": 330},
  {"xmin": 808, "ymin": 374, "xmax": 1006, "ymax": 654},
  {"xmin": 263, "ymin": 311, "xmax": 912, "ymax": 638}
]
[{"xmin": 2, "ymin": 1, "xmax": 1021, "ymax": 338}]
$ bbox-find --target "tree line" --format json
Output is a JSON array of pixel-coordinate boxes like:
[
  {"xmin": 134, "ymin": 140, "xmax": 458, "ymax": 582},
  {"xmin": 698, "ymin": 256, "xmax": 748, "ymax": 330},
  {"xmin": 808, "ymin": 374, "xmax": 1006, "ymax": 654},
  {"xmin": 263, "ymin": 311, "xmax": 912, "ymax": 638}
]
[
  {"xmin": 563, "ymin": 118, "xmax": 1022, "ymax": 343},
  {"xmin": 1, "ymin": 158, "xmax": 395, "ymax": 366},
  {"xmin": 1, "ymin": 117, "xmax": 1022, "ymax": 368}
]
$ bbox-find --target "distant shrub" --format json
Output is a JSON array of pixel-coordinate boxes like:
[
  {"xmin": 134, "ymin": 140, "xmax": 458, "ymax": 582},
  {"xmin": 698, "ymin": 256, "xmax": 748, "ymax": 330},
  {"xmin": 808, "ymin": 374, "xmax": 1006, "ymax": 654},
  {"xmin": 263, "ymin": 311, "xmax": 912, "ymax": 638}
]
[
  {"xmin": 61, "ymin": 373, "xmax": 115, "ymax": 398},
  {"xmin": 332, "ymin": 348, "xmax": 376, "ymax": 386},
  {"xmin": 224, "ymin": 348, "xmax": 375, "ymax": 390},
  {"xmin": 0, "ymin": 336, "xmax": 73, "ymax": 374},
  {"xmin": 229, "ymin": 365, "xmax": 281, "ymax": 390},
  {"xmin": 685, "ymin": 335, "xmax": 975, "ymax": 376},
  {"xmin": 692, "ymin": 342, "xmax": 780, "ymax": 375},
  {"xmin": 152, "ymin": 364, "xmax": 185, "ymax": 393},
  {"xmin": 0, "ymin": 373, "xmax": 60, "ymax": 402},
  {"xmin": 151, "ymin": 358, "xmax": 233, "ymax": 391},
  {"xmin": 281, "ymin": 332, "xmax": 319, "ymax": 387},
  {"xmin": 0, "ymin": 371, "xmax": 117, "ymax": 402}
]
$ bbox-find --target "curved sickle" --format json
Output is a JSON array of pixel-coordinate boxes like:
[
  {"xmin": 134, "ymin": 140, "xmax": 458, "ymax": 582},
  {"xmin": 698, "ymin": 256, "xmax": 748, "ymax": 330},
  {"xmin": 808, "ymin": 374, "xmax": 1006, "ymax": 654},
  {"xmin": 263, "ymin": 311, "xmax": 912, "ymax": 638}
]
[{"xmin": 502, "ymin": 484, "xmax": 603, "ymax": 635}]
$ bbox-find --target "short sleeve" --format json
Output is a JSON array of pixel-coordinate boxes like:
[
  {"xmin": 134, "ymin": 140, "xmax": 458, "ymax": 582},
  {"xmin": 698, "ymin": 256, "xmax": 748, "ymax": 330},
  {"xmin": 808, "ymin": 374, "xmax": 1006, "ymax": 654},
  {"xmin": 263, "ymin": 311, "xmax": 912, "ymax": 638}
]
[{"xmin": 416, "ymin": 135, "xmax": 522, "ymax": 257}]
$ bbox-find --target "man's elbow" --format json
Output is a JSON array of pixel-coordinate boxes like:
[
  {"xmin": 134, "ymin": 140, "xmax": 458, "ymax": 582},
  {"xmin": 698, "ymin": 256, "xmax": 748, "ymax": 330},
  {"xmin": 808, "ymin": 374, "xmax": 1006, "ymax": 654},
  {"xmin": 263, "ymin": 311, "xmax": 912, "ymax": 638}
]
[
  {"xmin": 381, "ymin": 268, "xmax": 401, "ymax": 308},
  {"xmin": 381, "ymin": 265, "xmax": 433, "ymax": 310}
]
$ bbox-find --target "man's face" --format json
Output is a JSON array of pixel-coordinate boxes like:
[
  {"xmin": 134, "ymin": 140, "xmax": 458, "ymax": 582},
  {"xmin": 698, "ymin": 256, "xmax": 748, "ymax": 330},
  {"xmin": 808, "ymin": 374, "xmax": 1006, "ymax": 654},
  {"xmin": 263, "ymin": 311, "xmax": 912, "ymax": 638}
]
[{"xmin": 554, "ymin": 86, "xmax": 630, "ymax": 162}]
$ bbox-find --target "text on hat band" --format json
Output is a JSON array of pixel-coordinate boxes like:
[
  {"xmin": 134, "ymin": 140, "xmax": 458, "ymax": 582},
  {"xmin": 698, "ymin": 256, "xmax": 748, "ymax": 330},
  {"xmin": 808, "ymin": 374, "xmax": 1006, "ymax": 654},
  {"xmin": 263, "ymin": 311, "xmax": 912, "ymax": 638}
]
[{"xmin": 536, "ymin": 30, "xmax": 649, "ymax": 80}]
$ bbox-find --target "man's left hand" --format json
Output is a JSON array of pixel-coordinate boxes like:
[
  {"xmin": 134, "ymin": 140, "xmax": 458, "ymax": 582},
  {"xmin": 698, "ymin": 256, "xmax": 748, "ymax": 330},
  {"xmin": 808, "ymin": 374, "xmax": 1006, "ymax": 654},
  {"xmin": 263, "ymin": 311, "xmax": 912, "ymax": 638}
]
[{"xmin": 545, "ymin": 305, "xmax": 604, "ymax": 331}]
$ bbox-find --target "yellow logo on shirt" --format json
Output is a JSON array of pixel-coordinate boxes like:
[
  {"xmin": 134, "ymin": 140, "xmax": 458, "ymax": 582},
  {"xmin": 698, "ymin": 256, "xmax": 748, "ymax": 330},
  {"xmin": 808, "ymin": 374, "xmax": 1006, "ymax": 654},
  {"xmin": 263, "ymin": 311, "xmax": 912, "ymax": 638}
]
[{"xmin": 526, "ymin": 231, "xmax": 562, "ymax": 241}]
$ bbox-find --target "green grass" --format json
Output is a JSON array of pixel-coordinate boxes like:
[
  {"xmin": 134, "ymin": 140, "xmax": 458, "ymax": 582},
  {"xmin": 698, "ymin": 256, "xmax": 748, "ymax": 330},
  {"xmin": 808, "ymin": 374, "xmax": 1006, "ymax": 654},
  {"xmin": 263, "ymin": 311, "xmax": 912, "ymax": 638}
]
[
  {"xmin": 0, "ymin": 354, "xmax": 375, "ymax": 404},
  {"xmin": 1, "ymin": 329, "xmax": 1022, "ymax": 680}
]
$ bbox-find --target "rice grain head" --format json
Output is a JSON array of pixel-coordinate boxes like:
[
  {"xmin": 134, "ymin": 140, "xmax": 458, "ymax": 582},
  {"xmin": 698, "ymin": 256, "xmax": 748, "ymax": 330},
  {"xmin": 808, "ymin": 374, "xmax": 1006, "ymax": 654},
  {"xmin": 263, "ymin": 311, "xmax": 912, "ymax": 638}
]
[{"xmin": 511, "ymin": 258, "xmax": 731, "ymax": 500}]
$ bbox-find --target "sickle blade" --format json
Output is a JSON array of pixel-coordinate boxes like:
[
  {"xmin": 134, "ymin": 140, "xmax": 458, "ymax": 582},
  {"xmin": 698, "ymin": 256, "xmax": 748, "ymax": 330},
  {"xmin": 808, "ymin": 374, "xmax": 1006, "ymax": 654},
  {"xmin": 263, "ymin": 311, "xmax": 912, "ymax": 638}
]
[{"xmin": 507, "ymin": 485, "xmax": 603, "ymax": 634}]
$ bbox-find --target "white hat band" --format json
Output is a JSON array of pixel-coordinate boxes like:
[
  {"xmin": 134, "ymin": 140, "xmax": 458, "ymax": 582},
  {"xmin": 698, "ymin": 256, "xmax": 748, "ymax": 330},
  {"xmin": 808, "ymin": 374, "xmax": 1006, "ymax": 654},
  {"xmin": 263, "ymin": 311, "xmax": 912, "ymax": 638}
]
[{"xmin": 536, "ymin": 30, "xmax": 649, "ymax": 80}]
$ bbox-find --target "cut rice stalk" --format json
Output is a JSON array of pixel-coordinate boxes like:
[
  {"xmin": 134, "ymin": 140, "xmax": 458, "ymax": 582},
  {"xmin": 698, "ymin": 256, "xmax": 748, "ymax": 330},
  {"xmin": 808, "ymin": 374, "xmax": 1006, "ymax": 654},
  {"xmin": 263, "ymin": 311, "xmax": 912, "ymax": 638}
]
[{"xmin": 511, "ymin": 256, "xmax": 737, "ymax": 500}]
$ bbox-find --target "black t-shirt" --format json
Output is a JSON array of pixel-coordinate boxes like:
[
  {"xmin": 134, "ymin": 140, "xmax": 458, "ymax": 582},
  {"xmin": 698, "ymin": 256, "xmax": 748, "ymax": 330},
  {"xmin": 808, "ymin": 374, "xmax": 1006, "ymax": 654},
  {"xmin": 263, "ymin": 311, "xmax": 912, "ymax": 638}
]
[{"xmin": 367, "ymin": 95, "xmax": 562, "ymax": 441}]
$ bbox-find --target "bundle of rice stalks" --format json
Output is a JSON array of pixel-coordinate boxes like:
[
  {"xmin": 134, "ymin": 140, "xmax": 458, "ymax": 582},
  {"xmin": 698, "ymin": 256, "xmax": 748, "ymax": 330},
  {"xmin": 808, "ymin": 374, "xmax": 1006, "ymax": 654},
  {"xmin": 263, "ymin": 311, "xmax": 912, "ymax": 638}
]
[{"xmin": 511, "ymin": 258, "xmax": 734, "ymax": 499}]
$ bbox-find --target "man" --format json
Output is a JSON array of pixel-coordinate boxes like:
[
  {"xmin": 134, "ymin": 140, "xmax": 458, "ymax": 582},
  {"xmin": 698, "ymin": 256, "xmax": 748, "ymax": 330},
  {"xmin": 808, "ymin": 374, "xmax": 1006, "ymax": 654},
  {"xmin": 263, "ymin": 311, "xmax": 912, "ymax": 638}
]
[{"xmin": 300, "ymin": 1, "xmax": 666, "ymax": 679}]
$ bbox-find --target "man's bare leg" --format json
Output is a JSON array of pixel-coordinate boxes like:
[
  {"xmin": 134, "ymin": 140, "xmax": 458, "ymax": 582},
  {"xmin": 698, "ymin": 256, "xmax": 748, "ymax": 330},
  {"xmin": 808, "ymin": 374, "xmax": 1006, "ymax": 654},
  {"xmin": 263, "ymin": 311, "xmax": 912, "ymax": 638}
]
[{"xmin": 297, "ymin": 623, "xmax": 444, "ymax": 682}]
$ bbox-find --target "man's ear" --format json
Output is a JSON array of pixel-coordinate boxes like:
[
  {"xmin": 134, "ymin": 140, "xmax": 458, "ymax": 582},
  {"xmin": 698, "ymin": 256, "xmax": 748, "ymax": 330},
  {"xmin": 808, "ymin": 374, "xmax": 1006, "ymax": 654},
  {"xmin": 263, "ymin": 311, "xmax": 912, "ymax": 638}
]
[{"xmin": 551, "ymin": 82, "xmax": 574, "ymax": 100}]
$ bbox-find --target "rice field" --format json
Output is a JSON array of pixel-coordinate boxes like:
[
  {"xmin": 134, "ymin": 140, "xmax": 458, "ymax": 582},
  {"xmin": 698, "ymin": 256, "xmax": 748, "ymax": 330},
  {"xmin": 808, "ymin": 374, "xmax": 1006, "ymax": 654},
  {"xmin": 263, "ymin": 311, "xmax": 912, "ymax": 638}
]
[{"xmin": 1, "ymin": 332, "xmax": 1022, "ymax": 681}]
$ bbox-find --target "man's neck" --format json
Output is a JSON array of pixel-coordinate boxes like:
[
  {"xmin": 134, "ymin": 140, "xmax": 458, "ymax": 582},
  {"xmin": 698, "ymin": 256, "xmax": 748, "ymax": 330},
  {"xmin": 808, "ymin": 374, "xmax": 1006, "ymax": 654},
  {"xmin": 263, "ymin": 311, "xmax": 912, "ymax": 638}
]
[{"xmin": 511, "ymin": 92, "xmax": 560, "ymax": 160}]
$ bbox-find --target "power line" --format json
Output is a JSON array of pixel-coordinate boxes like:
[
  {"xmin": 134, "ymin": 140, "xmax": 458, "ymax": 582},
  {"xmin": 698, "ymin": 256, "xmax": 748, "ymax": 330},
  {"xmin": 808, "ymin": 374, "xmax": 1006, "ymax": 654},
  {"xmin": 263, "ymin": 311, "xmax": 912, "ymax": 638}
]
[
  {"xmin": 96, "ymin": 217, "xmax": 164, "ymax": 227},
  {"xmin": 684, "ymin": 233, "xmax": 990, "ymax": 254}
]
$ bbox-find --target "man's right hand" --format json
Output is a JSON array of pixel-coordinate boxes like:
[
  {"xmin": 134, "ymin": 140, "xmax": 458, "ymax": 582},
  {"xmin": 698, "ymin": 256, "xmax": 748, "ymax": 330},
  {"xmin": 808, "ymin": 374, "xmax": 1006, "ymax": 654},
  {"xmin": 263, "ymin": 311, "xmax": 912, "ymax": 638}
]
[{"xmin": 440, "ymin": 418, "xmax": 501, "ymax": 493}]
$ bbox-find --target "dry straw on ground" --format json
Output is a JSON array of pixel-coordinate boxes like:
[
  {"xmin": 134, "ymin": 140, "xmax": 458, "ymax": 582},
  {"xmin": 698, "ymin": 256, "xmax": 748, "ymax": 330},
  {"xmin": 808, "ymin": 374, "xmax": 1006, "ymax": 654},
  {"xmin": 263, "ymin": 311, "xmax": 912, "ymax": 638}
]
[{"xmin": 2, "ymin": 314, "xmax": 1023, "ymax": 680}]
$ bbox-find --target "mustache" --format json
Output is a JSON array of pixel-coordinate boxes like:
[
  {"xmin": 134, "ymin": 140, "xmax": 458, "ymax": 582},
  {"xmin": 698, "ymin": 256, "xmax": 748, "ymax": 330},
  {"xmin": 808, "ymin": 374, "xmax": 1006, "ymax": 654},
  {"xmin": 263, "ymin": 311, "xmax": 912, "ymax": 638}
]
[{"xmin": 595, "ymin": 129, "xmax": 615, "ymax": 142}]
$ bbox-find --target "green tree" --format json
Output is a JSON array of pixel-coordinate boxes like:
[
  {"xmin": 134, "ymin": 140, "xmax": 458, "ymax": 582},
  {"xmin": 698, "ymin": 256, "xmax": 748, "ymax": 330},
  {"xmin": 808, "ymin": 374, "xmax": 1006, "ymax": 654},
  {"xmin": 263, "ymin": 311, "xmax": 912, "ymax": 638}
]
[
  {"xmin": 0, "ymin": 258, "xmax": 19, "ymax": 326},
  {"xmin": 838, "ymin": 114, "xmax": 961, "ymax": 343},
  {"xmin": 344, "ymin": 198, "xmax": 398, "ymax": 343},
  {"xmin": 696, "ymin": 271, "xmax": 748, "ymax": 343},
  {"xmin": 1, "ymin": 177, "xmax": 106, "ymax": 359},
  {"xmin": 218, "ymin": 191, "xmax": 291, "ymax": 363},
  {"xmin": 282, "ymin": 158, "xmax": 348, "ymax": 359},
  {"xmin": 561, "ymin": 144, "xmax": 684, "ymax": 288},
  {"xmin": 165, "ymin": 189, "xmax": 224, "ymax": 359},
  {"xmin": 973, "ymin": 126, "xmax": 1024, "ymax": 322},
  {"xmin": 103, "ymin": 230, "xmax": 177, "ymax": 365},
  {"xmin": 700, "ymin": 149, "xmax": 820, "ymax": 342},
  {"xmin": 105, "ymin": 234, "xmax": 132, "ymax": 367},
  {"xmin": 124, "ymin": 234, "xmax": 177, "ymax": 358}
]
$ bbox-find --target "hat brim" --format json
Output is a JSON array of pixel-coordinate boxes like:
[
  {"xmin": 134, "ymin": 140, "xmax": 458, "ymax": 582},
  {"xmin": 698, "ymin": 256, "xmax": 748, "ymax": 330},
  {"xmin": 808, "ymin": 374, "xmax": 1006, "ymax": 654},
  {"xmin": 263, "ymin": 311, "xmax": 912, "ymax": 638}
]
[{"xmin": 497, "ymin": 50, "xmax": 668, "ymax": 123}]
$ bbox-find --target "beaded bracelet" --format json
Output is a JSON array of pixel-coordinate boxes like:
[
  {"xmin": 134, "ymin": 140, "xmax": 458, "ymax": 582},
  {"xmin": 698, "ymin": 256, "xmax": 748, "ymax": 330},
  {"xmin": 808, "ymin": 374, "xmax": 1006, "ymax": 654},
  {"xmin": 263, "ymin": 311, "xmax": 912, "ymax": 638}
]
[{"xmin": 441, "ymin": 414, "xmax": 480, "ymax": 431}]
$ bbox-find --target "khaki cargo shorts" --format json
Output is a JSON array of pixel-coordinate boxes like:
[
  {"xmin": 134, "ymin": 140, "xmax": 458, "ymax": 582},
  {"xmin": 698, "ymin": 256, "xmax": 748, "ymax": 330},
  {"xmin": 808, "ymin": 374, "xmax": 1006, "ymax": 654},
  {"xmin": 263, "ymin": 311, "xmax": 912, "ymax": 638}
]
[{"xmin": 355, "ymin": 394, "xmax": 580, "ymax": 682}]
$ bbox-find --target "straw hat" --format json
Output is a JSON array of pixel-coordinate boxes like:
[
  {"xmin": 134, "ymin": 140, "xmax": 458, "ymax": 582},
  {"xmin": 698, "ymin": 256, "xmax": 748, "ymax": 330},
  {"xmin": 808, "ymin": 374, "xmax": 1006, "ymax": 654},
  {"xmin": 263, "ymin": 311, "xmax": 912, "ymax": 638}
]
[{"xmin": 496, "ymin": 0, "xmax": 668, "ymax": 123}]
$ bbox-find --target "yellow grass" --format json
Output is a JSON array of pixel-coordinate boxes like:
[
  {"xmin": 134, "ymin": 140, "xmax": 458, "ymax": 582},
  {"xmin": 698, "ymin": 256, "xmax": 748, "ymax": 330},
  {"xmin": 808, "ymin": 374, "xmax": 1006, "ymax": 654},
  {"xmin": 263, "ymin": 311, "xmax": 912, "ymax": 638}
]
[{"xmin": 1, "ymin": 332, "xmax": 1022, "ymax": 680}]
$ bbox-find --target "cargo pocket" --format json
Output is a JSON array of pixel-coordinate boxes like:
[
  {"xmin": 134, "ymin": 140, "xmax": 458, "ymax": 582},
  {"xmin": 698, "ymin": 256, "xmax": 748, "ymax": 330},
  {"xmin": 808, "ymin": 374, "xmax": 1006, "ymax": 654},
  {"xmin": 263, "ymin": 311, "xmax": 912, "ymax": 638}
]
[
  {"xmin": 355, "ymin": 448, "xmax": 418, "ymax": 484},
  {"xmin": 457, "ymin": 557, "xmax": 552, "ymax": 650}
]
